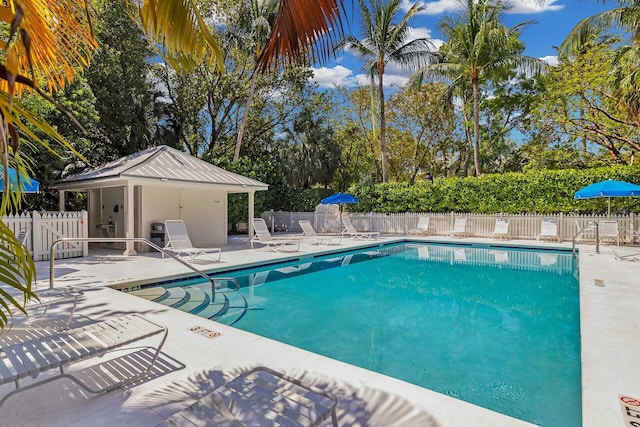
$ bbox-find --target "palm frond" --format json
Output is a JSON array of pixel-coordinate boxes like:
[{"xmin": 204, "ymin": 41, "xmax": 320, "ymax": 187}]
[
  {"xmin": 256, "ymin": 0, "xmax": 346, "ymax": 70},
  {"xmin": 560, "ymin": 7, "xmax": 628, "ymax": 58},
  {"xmin": 0, "ymin": 0, "xmax": 97, "ymax": 96},
  {"xmin": 138, "ymin": 0, "xmax": 223, "ymax": 72}
]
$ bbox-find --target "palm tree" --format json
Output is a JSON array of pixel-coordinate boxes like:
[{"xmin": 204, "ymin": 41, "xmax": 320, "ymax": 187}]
[
  {"xmin": 560, "ymin": 1, "xmax": 640, "ymax": 124},
  {"xmin": 413, "ymin": 0, "xmax": 544, "ymax": 176},
  {"xmin": 337, "ymin": 0, "xmax": 435, "ymax": 182}
]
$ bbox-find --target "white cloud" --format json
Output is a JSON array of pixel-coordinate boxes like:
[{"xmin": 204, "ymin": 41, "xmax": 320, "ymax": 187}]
[
  {"xmin": 504, "ymin": 0, "xmax": 564, "ymax": 14},
  {"xmin": 406, "ymin": 26, "xmax": 445, "ymax": 50},
  {"xmin": 539, "ymin": 55, "xmax": 559, "ymax": 66},
  {"xmin": 354, "ymin": 73, "xmax": 410, "ymax": 88},
  {"xmin": 403, "ymin": 0, "xmax": 564, "ymax": 15},
  {"xmin": 310, "ymin": 65, "xmax": 354, "ymax": 87},
  {"xmin": 403, "ymin": 0, "xmax": 460, "ymax": 15}
]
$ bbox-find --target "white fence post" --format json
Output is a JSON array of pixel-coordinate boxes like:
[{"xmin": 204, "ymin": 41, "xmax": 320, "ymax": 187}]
[
  {"xmin": 32, "ymin": 210, "xmax": 42, "ymax": 261},
  {"xmin": 82, "ymin": 210, "xmax": 89, "ymax": 257}
]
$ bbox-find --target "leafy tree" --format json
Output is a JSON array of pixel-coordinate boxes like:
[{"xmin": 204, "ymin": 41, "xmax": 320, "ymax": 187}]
[
  {"xmin": 281, "ymin": 103, "xmax": 340, "ymax": 188},
  {"xmin": 561, "ymin": 0, "xmax": 640, "ymax": 123},
  {"xmin": 232, "ymin": 0, "xmax": 279, "ymax": 161},
  {"xmin": 531, "ymin": 40, "xmax": 640, "ymax": 164},
  {"xmin": 386, "ymin": 83, "xmax": 460, "ymax": 182},
  {"xmin": 413, "ymin": 0, "xmax": 545, "ymax": 176},
  {"xmin": 337, "ymin": 0, "xmax": 435, "ymax": 182},
  {"xmin": 86, "ymin": 0, "xmax": 162, "ymax": 158}
]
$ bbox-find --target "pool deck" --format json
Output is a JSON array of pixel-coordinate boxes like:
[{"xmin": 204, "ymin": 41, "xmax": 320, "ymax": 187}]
[{"xmin": 1, "ymin": 235, "xmax": 638, "ymax": 426}]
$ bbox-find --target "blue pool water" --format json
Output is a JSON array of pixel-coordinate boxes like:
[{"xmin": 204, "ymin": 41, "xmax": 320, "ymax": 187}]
[{"xmin": 140, "ymin": 243, "xmax": 581, "ymax": 426}]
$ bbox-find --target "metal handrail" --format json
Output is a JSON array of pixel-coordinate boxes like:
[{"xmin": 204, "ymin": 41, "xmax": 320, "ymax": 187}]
[
  {"xmin": 48, "ymin": 237, "xmax": 221, "ymax": 302},
  {"xmin": 572, "ymin": 221, "xmax": 598, "ymax": 257}
]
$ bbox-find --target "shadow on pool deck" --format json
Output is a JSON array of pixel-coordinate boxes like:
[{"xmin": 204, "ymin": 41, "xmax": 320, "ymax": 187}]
[{"xmin": 138, "ymin": 366, "xmax": 443, "ymax": 426}]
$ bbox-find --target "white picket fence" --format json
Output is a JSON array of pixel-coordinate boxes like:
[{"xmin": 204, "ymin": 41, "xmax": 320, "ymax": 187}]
[
  {"xmin": 261, "ymin": 211, "xmax": 639, "ymax": 244},
  {"xmin": 2, "ymin": 211, "xmax": 89, "ymax": 261}
]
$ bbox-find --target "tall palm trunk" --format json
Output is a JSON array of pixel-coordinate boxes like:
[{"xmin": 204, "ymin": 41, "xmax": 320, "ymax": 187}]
[
  {"xmin": 378, "ymin": 61, "xmax": 388, "ymax": 182},
  {"xmin": 471, "ymin": 76, "xmax": 481, "ymax": 176},
  {"xmin": 234, "ymin": 70, "xmax": 259, "ymax": 162}
]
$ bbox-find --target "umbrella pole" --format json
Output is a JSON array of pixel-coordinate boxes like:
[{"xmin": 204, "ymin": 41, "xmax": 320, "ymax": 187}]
[{"xmin": 608, "ymin": 197, "xmax": 611, "ymax": 218}]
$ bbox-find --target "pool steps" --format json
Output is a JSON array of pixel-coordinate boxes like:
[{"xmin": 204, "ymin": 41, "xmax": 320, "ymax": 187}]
[{"xmin": 129, "ymin": 284, "xmax": 248, "ymax": 325}]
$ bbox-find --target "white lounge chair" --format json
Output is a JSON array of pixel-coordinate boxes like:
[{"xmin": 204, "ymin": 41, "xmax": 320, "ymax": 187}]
[
  {"xmin": 163, "ymin": 220, "xmax": 222, "ymax": 262},
  {"xmin": 299, "ymin": 220, "xmax": 342, "ymax": 245},
  {"xmin": 159, "ymin": 366, "xmax": 338, "ymax": 427},
  {"xmin": 342, "ymin": 216, "xmax": 379, "ymax": 240},
  {"xmin": 408, "ymin": 216, "xmax": 430, "ymax": 236},
  {"xmin": 251, "ymin": 218, "xmax": 301, "ymax": 252},
  {"xmin": 598, "ymin": 220, "xmax": 620, "ymax": 245},
  {"xmin": 491, "ymin": 218, "xmax": 510, "ymax": 240},
  {"xmin": 0, "ymin": 314, "xmax": 168, "ymax": 407},
  {"xmin": 537, "ymin": 219, "xmax": 560, "ymax": 243},
  {"xmin": 448, "ymin": 218, "xmax": 467, "ymax": 238}
]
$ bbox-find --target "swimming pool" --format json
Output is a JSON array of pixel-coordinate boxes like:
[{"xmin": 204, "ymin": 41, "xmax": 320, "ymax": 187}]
[{"xmin": 129, "ymin": 242, "xmax": 581, "ymax": 426}]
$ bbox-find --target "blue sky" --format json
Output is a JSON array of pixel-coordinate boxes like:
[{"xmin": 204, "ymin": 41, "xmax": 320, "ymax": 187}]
[{"xmin": 310, "ymin": 0, "xmax": 613, "ymax": 88}]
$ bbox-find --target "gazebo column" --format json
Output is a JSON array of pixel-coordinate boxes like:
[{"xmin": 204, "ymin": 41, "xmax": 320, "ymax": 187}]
[
  {"xmin": 123, "ymin": 183, "xmax": 137, "ymax": 256},
  {"xmin": 58, "ymin": 190, "xmax": 65, "ymax": 211},
  {"xmin": 248, "ymin": 190, "xmax": 255, "ymax": 237}
]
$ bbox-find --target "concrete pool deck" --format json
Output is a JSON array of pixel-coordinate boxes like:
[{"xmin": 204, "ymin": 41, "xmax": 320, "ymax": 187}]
[{"xmin": 0, "ymin": 235, "xmax": 638, "ymax": 426}]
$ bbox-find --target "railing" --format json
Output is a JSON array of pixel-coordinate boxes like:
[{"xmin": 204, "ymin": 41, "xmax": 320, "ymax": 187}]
[
  {"xmin": 48, "ymin": 237, "xmax": 226, "ymax": 302},
  {"xmin": 572, "ymin": 221, "xmax": 598, "ymax": 256}
]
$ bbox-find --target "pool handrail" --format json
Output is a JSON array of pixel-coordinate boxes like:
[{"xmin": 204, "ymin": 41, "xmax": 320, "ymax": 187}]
[
  {"xmin": 48, "ymin": 237, "xmax": 232, "ymax": 302},
  {"xmin": 572, "ymin": 221, "xmax": 598, "ymax": 256}
]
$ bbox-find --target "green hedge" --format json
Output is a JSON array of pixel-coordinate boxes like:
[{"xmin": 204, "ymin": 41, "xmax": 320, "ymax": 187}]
[{"xmin": 349, "ymin": 166, "xmax": 640, "ymax": 214}]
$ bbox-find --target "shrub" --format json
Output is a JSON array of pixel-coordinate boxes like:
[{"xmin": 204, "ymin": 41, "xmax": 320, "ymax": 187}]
[{"xmin": 348, "ymin": 166, "xmax": 640, "ymax": 214}]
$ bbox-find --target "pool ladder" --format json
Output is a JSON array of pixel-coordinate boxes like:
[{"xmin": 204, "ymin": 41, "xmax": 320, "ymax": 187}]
[{"xmin": 571, "ymin": 221, "xmax": 598, "ymax": 257}]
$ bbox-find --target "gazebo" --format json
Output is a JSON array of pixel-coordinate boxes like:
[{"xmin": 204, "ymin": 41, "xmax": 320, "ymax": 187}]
[{"xmin": 55, "ymin": 145, "xmax": 268, "ymax": 255}]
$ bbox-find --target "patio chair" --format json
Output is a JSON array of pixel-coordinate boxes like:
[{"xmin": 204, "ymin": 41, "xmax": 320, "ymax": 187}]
[
  {"xmin": 448, "ymin": 218, "xmax": 467, "ymax": 238},
  {"xmin": 251, "ymin": 218, "xmax": 301, "ymax": 252},
  {"xmin": 159, "ymin": 366, "xmax": 338, "ymax": 427},
  {"xmin": 299, "ymin": 220, "xmax": 342, "ymax": 245},
  {"xmin": 163, "ymin": 220, "xmax": 222, "ymax": 262},
  {"xmin": 537, "ymin": 219, "xmax": 560, "ymax": 243},
  {"xmin": 15, "ymin": 228, "xmax": 29, "ymax": 246},
  {"xmin": 408, "ymin": 216, "xmax": 430, "ymax": 236},
  {"xmin": 598, "ymin": 220, "xmax": 620, "ymax": 246},
  {"xmin": 490, "ymin": 219, "xmax": 510, "ymax": 240},
  {"xmin": 0, "ymin": 314, "xmax": 168, "ymax": 408},
  {"xmin": 342, "ymin": 216, "xmax": 379, "ymax": 240}
]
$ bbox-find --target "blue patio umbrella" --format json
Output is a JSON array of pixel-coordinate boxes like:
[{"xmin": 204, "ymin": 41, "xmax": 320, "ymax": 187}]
[
  {"xmin": 574, "ymin": 179, "xmax": 640, "ymax": 217},
  {"xmin": 0, "ymin": 167, "xmax": 40, "ymax": 193},
  {"xmin": 320, "ymin": 192, "xmax": 359, "ymax": 205}
]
